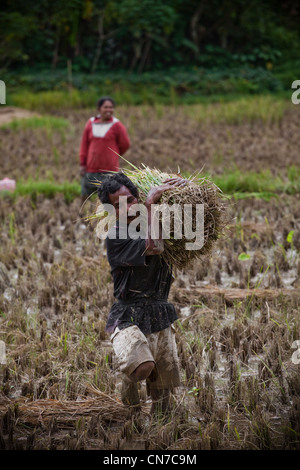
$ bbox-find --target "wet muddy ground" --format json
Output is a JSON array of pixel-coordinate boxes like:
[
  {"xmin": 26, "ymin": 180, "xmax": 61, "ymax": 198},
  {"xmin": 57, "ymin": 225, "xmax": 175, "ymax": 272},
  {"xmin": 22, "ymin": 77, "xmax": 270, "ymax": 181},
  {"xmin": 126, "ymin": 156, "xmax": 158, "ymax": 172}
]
[{"xmin": 0, "ymin": 104, "xmax": 299, "ymax": 450}]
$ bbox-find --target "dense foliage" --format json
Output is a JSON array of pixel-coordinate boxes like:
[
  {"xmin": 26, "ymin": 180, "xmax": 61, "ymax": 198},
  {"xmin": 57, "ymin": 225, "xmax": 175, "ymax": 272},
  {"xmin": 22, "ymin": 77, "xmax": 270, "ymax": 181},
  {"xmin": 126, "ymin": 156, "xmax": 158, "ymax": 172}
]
[{"xmin": 1, "ymin": 0, "xmax": 299, "ymax": 74}]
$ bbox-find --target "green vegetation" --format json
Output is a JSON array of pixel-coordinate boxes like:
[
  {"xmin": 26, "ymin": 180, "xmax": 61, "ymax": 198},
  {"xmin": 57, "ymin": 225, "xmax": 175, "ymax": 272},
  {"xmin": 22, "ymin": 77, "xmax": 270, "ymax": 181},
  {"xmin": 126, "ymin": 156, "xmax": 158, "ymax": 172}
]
[
  {"xmin": 1, "ymin": 0, "xmax": 299, "ymax": 76},
  {"xmin": 183, "ymin": 95, "xmax": 289, "ymax": 125},
  {"xmin": 8, "ymin": 89, "xmax": 99, "ymax": 112},
  {"xmin": 0, "ymin": 180, "xmax": 81, "ymax": 204},
  {"xmin": 5, "ymin": 72, "xmax": 293, "ymax": 111},
  {"xmin": 1, "ymin": 167, "xmax": 299, "ymax": 204},
  {"xmin": 5, "ymin": 68, "xmax": 287, "ymax": 110},
  {"xmin": 6, "ymin": 89, "xmax": 292, "ymax": 119},
  {"xmin": 0, "ymin": 115, "xmax": 70, "ymax": 131},
  {"xmin": 213, "ymin": 168, "xmax": 300, "ymax": 195},
  {"xmin": 1, "ymin": 1, "xmax": 300, "ymax": 105}
]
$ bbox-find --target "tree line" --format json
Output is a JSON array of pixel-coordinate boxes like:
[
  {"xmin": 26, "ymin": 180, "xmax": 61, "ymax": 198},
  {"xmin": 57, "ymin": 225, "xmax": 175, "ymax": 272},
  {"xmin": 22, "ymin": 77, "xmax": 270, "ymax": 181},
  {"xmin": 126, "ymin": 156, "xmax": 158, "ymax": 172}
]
[{"xmin": 1, "ymin": 0, "xmax": 299, "ymax": 74}]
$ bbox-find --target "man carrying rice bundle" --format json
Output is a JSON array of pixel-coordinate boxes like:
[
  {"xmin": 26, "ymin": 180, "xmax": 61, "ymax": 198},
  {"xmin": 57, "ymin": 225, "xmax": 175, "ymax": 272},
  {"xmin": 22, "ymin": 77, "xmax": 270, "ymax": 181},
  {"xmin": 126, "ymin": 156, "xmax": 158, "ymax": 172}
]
[{"xmin": 97, "ymin": 172, "xmax": 188, "ymax": 415}]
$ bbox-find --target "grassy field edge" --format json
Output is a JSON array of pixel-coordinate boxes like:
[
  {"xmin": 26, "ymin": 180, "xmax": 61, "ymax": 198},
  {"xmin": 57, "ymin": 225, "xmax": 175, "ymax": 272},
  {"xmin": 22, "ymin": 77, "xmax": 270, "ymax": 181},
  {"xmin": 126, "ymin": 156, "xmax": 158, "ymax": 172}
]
[{"xmin": 1, "ymin": 168, "xmax": 300, "ymax": 204}]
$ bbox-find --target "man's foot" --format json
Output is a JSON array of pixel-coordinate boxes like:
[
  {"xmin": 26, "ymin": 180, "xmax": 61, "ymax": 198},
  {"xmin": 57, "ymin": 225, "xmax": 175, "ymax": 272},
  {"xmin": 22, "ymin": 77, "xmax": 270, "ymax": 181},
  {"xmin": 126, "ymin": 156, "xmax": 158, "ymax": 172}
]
[
  {"xmin": 150, "ymin": 389, "xmax": 170, "ymax": 416},
  {"xmin": 121, "ymin": 375, "xmax": 140, "ymax": 407}
]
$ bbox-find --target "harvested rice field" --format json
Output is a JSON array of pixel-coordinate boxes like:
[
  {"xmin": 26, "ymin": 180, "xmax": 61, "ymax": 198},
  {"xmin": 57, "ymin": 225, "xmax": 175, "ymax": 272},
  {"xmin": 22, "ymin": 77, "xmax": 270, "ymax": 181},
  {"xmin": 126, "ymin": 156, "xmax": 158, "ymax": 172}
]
[{"xmin": 0, "ymin": 99, "xmax": 299, "ymax": 451}]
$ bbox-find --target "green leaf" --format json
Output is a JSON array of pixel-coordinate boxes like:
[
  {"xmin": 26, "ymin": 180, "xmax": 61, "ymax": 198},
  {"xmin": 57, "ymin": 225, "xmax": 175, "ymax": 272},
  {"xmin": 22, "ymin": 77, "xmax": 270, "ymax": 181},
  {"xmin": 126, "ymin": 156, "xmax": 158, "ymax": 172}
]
[
  {"xmin": 234, "ymin": 427, "xmax": 241, "ymax": 441},
  {"xmin": 287, "ymin": 230, "xmax": 294, "ymax": 244},
  {"xmin": 238, "ymin": 252, "xmax": 251, "ymax": 261}
]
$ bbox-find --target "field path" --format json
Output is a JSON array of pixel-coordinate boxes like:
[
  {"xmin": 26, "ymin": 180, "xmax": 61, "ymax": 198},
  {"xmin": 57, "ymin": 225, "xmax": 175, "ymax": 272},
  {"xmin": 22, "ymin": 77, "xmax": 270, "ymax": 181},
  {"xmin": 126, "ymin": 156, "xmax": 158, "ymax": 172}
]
[{"xmin": 0, "ymin": 106, "xmax": 39, "ymax": 126}]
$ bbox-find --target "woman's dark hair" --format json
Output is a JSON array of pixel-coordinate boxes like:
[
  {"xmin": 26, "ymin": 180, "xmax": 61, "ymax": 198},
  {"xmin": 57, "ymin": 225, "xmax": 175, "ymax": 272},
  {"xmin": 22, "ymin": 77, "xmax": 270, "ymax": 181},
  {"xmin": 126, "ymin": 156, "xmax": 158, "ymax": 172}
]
[
  {"xmin": 97, "ymin": 96, "xmax": 115, "ymax": 109},
  {"xmin": 97, "ymin": 172, "xmax": 138, "ymax": 204}
]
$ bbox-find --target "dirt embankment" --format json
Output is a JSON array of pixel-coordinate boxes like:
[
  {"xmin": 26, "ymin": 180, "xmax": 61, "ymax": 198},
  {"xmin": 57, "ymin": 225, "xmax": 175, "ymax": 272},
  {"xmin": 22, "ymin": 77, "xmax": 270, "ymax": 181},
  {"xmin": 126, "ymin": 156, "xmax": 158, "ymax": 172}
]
[{"xmin": 0, "ymin": 106, "xmax": 39, "ymax": 126}]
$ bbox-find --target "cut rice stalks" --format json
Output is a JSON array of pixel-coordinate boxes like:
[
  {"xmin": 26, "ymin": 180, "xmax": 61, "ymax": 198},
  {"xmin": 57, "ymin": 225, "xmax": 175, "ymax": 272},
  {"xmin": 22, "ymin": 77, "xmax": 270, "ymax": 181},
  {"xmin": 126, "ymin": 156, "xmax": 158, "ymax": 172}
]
[
  {"xmin": 0, "ymin": 387, "xmax": 140, "ymax": 429},
  {"xmin": 87, "ymin": 164, "xmax": 228, "ymax": 270}
]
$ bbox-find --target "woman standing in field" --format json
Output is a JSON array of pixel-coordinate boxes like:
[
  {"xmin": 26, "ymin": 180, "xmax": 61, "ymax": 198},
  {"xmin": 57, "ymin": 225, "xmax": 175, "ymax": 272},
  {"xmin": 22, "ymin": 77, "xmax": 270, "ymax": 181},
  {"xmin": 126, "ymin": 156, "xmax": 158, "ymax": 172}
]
[{"xmin": 79, "ymin": 97, "xmax": 131, "ymax": 203}]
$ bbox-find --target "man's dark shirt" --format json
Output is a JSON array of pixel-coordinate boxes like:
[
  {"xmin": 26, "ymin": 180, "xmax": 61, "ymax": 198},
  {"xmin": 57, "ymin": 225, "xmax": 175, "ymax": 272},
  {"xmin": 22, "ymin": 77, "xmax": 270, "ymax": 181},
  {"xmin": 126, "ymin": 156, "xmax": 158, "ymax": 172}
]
[{"xmin": 105, "ymin": 223, "xmax": 178, "ymax": 335}]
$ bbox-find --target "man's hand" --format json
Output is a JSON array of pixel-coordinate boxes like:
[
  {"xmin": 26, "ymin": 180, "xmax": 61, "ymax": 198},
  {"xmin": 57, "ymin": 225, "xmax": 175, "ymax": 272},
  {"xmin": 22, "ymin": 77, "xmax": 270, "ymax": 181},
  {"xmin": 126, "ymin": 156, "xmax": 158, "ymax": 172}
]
[
  {"xmin": 145, "ymin": 184, "xmax": 173, "ymax": 207},
  {"xmin": 162, "ymin": 176, "xmax": 189, "ymax": 187},
  {"xmin": 145, "ymin": 177, "xmax": 188, "ymax": 207}
]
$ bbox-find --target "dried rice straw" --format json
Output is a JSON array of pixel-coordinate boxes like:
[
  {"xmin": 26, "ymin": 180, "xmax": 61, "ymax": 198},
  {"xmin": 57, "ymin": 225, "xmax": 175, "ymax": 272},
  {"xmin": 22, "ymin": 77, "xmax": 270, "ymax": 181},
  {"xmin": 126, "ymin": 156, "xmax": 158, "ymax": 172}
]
[
  {"xmin": 88, "ymin": 162, "xmax": 227, "ymax": 270},
  {"xmin": 0, "ymin": 387, "xmax": 140, "ymax": 428}
]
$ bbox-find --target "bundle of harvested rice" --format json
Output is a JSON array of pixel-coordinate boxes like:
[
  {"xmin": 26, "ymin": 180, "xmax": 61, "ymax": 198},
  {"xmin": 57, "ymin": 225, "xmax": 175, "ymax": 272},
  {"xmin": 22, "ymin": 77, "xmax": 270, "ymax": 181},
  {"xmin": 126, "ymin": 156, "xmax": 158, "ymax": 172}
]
[
  {"xmin": 89, "ymin": 164, "xmax": 227, "ymax": 270},
  {"xmin": 0, "ymin": 388, "xmax": 138, "ymax": 428}
]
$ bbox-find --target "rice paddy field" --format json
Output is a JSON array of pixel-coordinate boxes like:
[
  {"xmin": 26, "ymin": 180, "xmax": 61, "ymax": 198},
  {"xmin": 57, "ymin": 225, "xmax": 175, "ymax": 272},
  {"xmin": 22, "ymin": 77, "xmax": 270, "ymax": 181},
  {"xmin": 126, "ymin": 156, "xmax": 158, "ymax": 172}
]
[{"xmin": 0, "ymin": 96, "xmax": 299, "ymax": 451}]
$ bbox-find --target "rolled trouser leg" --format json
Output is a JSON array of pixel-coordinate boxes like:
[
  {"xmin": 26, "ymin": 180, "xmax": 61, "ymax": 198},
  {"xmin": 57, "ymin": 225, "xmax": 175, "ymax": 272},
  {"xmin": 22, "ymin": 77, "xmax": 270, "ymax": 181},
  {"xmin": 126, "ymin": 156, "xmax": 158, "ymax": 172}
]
[{"xmin": 129, "ymin": 361, "xmax": 155, "ymax": 382}]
